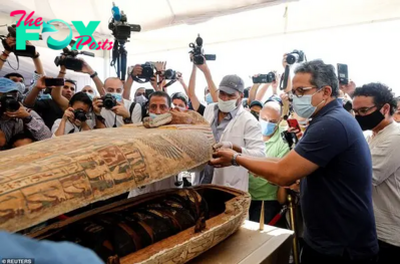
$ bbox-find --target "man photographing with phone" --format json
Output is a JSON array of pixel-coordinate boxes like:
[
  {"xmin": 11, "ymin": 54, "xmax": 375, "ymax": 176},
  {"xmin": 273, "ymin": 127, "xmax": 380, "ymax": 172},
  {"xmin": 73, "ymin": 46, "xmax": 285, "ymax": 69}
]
[{"xmin": 210, "ymin": 60, "xmax": 378, "ymax": 264}]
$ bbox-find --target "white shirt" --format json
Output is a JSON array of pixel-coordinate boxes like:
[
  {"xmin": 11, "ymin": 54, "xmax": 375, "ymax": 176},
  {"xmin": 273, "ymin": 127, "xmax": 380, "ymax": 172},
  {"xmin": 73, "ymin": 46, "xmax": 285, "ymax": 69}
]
[
  {"xmin": 368, "ymin": 122, "xmax": 400, "ymax": 246},
  {"xmin": 100, "ymin": 98, "xmax": 142, "ymax": 127},
  {"xmin": 51, "ymin": 115, "xmax": 96, "ymax": 136}
]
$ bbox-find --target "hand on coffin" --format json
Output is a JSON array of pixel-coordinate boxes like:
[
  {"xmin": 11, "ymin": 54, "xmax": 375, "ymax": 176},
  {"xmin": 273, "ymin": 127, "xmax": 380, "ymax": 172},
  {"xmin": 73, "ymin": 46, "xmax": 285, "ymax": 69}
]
[
  {"xmin": 209, "ymin": 148, "xmax": 237, "ymax": 168},
  {"xmin": 213, "ymin": 141, "xmax": 233, "ymax": 151}
]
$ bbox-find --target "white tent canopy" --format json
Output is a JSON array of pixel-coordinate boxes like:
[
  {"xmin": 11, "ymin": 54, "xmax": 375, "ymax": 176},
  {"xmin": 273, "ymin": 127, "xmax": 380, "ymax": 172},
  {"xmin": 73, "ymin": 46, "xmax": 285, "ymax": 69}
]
[{"xmin": 0, "ymin": 0, "xmax": 399, "ymax": 95}]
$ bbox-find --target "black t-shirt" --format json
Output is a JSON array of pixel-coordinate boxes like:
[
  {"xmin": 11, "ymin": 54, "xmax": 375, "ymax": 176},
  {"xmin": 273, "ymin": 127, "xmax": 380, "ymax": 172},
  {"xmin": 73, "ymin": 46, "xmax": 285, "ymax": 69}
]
[
  {"xmin": 188, "ymin": 100, "xmax": 206, "ymax": 116},
  {"xmin": 295, "ymin": 99, "xmax": 378, "ymax": 258},
  {"xmin": 33, "ymin": 99, "xmax": 63, "ymax": 129}
]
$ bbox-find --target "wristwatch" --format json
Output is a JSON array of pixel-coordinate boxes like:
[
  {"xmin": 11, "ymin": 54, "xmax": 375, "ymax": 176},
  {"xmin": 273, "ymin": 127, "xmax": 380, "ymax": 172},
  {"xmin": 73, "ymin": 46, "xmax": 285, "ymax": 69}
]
[{"xmin": 231, "ymin": 153, "xmax": 242, "ymax": 166}]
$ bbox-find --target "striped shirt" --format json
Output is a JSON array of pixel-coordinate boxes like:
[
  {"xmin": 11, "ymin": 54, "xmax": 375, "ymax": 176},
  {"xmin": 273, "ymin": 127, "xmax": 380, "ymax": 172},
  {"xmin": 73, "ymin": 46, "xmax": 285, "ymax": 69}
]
[{"xmin": 0, "ymin": 108, "xmax": 52, "ymax": 147}]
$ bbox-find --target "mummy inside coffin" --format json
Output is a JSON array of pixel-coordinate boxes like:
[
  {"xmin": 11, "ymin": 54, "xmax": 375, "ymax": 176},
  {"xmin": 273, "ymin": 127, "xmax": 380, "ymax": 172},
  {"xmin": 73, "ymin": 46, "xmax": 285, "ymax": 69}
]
[{"xmin": 0, "ymin": 121, "xmax": 250, "ymax": 263}]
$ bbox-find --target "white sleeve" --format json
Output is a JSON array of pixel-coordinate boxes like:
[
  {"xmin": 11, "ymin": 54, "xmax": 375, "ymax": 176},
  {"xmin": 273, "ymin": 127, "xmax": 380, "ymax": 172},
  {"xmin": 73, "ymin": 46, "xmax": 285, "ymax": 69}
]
[
  {"xmin": 241, "ymin": 117, "xmax": 265, "ymax": 158},
  {"xmin": 51, "ymin": 119, "xmax": 62, "ymax": 134},
  {"xmin": 131, "ymin": 103, "xmax": 142, "ymax": 124}
]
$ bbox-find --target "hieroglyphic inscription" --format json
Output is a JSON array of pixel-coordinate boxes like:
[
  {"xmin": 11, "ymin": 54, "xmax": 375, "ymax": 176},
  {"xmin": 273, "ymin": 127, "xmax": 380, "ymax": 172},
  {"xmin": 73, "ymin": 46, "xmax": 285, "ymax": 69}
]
[{"xmin": 136, "ymin": 137, "xmax": 184, "ymax": 161}]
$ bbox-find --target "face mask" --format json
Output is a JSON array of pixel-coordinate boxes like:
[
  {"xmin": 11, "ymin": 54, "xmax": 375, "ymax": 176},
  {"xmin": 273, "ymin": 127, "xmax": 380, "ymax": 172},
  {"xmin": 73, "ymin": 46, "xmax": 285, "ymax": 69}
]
[
  {"xmin": 218, "ymin": 98, "xmax": 237, "ymax": 113},
  {"xmin": 15, "ymin": 82, "xmax": 26, "ymax": 94},
  {"xmin": 39, "ymin": 94, "xmax": 52, "ymax": 100},
  {"xmin": 205, "ymin": 93, "xmax": 213, "ymax": 104},
  {"xmin": 110, "ymin": 93, "xmax": 123, "ymax": 103},
  {"xmin": 292, "ymin": 90, "xmax": 324, "ymax": 119},
  {"xmin": 260, "ymin": 119, "xmax": 278, "ymax": 136},
  {"xmin": 149, "ymin": 112, "xmax": 170, "ymax": 120},
  {"xmin": 85, "ymin": 93, "xmax": 94, "ymax": 100},
  {"xmin": 135, "ymin": 95, "xmax": 148, "ymax": 106},
  {"xmin": 355, "ymin": 108, "xmax": 385, "ymax": 131},
  {"xmin": 175, "ymin": 106, "xmax": 187, "ymax": 111}
]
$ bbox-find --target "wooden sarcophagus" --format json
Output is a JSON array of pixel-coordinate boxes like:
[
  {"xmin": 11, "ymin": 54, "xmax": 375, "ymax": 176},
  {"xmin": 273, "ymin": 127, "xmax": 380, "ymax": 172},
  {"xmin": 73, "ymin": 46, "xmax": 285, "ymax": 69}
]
[{"xmin": 0, "ymin": 122, "xmax": 250, "ymax": 263}]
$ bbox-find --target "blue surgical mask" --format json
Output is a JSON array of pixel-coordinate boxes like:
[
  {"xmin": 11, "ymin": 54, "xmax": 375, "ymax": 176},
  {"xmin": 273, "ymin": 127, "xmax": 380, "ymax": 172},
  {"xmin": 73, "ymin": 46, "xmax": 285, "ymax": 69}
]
[
  {"xmin": 205, "ymin": 93, "xmax": 213, "ymax": 104},
  {"xmin": 86, "ymin": 93, "xmax": 94, "ymax": 100},
  {"xmin": 111, "ymin": 93, "xmax": 123, "ymax": 103},
  {"xmin": 260, "ymin": 119, "xmax": 278, "ymax": 136},
  {"xmin": 292, "ymin": 90, "xmax": 325, "ymax": 119},
  {"xmin": 149, "ymin": 113, "xmax": 157, "ymax": 119},
  {"xmin": 15, "ymin": 82, "xmax": 26, "ymax": 94}
]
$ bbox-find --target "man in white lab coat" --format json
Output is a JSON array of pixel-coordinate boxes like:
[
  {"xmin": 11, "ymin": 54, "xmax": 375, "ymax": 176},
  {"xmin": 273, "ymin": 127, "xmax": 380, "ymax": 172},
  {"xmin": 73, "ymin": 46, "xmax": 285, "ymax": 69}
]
[{"xmin": 195, "ymin": 75, "xmax": 265, "ymax": 192}]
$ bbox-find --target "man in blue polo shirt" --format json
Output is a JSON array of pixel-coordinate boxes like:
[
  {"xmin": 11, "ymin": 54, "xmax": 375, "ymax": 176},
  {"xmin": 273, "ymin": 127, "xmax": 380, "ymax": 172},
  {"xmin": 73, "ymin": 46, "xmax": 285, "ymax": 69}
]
[{"xmin": 210, "ymin": 60, "xmax": 378, "ymax": 264}]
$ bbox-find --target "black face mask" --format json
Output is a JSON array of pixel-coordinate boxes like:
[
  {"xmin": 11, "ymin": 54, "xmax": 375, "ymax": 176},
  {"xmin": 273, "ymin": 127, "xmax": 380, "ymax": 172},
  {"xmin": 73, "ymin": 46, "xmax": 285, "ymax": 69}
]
[{"xmin": 355, "ymin": 108, "xmax": 385, "ymax": 131}]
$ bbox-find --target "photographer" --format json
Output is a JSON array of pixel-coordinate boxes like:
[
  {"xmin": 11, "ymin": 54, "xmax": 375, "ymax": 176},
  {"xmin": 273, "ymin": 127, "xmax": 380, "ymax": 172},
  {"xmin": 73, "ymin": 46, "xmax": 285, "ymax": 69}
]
[
  {"xmin": 353, "ymin": 83, "xmax": 400, "ymax": 263},
  {"xmin": 0, "ymin": 78, "xmax": 51, "ymax": 149},
  {"xmin": 23, "ymin": 75, "xmax": 76, "ymax": 129},
  {"xmin": 171, "ymin": 92, "xmax": 189, "ymax": 111},
  {"xmin": 210, "ymin": 60, "xmax": 378, "ymax": 264},
  {"xmin": 81, "ymin": 85, "xmax": 96, "ymax": 100},
  {"xmin": 195, "ymin": 74, "xmax": 265, "ymax": 192},
  {"xmin": 52, "ymin": 92, "xmax": 105, "ymax": 136},
  {"xmin": 94, "ymin": 77, "xmax": 142, "ymax": 127}
]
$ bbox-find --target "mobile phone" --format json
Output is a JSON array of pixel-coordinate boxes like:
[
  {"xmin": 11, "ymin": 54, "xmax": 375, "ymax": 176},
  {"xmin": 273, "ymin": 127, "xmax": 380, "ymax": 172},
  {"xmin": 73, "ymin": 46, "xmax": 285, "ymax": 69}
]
[
  {"xmin": 13, "ymin": 45, "xmax": 36, "ymax": 58},
  {"xmin": 287, "ymin": 118, "xmax": 301, "ymax": 131},
  {"xmin": 44, "ymin": 78, "xmax": 65, "ymax": 87},
  {"xmin": 337, "ymin": 63, "xmax": 349, "ymax": 85}
]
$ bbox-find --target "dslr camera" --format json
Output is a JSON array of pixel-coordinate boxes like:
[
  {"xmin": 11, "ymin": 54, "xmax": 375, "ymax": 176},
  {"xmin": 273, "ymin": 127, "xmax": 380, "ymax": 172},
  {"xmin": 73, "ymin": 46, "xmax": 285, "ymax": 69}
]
[
  {"xmin": 189, "ymin": 34, "xmax": 216, "ymax": 65},
  {"xmin": 74, "ymin": 109, "xmax": 87, "ymax": 122},
  {"xmin": 0, "ymin": 94, "xmax": 20, "ymax": 113},
  {"xmin": 109, "ymin": 2, "xmax": 141, "ymax": 40},
  {"xmin": 163, "ymin": 69, "xmax": 177, "ymax": 80},
  {"xmin": 54, "ymin": 43, "xmax": 95, "ymax": 71},
  {"xmin": 135, "ymin": 62, "xmax": 155, "ymax": 82},
  {"xmin": 101, "ymin": 94, "xmax": 117, "ymax": 110},
  {"xmin": 252, "ymin": 72, "xmax": 276, "ymax": 83},
  {"xmin": 285, "ymin": 50, "xmax": 305, "ymax": 65}
]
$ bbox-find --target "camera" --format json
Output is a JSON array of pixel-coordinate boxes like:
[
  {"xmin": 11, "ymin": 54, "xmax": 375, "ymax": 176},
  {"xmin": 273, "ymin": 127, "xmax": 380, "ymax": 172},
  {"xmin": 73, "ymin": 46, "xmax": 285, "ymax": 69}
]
[
  {"xmin": 286, "ymin": 50, "xmax": 305, "ymax": 65},
  {"xmin": 101, "ymin": 94, "xmax": 117, "ymax": 110},
  {"xmin": 163, "ymin": 69, "xmax": 176, "ymax": 80},
  {"xmin": 252, "ymin": 72, "xmax": 275, "ymax": 83},
  {"xmin": 136, "ymin": 62, "xmax": 155, "ymax": 81},
  {"xmin": 54, "ymin": 43, "xmax": 94, "ymax": 71},
  {"xmin": 189, "ymin": 34, "xmax": 216, "ymax": 65},
  {"xmin": 0, "ymin": 94, "xmax": 20, "ymax": 113},
  {"xmin": 109, "ymin": 2, "xmax": 141, "ymax": 41},
  {"xmin": 74, "ymin": 109, "xmax": 87, "ymax": 122},
  {"xmin": 281, "ymin": 130, "xmax": 298, "ymax": 149},
  {"xmin": 0, "ymin": 25, "xmax": 37, "ymax": 58}
]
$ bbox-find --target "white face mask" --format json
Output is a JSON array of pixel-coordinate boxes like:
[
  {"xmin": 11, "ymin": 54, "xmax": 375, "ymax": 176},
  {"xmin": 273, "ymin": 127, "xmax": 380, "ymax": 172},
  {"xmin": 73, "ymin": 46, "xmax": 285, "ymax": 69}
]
[
  {"xmin": 218, "ymin": 98, "xmax": 237, "ymax": 113},
  {"xmin": 15, "ymin": 82, "xmax": 26, "ymax": 94}
]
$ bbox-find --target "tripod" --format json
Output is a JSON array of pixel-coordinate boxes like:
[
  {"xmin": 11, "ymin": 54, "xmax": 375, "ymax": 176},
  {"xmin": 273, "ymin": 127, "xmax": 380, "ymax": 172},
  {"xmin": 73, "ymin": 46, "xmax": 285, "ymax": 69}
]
[{"xmin": 111, "ymin": 39, "xmax": 128, "ymax": 81}]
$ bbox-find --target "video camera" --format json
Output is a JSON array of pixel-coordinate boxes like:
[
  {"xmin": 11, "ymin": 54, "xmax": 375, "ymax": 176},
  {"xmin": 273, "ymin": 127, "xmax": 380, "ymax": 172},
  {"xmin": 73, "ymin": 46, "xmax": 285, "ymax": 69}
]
[
  {"xmin": 54, "ymin": 40, "xmax": 95, "ymax": 71},
  {"xmin": 109, "ymin": 2, "xmax": 141, "ymax": 41},
  {"xmin": 0, "ymin": 24, "xmax": 38, "ymax": 59},
  {"xmin": 189, "ymin": 34, "xmax": 216, "ymax": 65},
  {"xmin": 253, "ymin": 72, "xmax": 276, "ymax": 84}
]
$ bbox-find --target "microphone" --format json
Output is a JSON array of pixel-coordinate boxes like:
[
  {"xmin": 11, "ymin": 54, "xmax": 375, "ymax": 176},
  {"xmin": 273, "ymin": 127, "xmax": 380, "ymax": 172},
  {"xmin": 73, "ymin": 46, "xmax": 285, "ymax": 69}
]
[{"xmin": 112, "ymin": 2, "xmax": 121, "ymax": 21}]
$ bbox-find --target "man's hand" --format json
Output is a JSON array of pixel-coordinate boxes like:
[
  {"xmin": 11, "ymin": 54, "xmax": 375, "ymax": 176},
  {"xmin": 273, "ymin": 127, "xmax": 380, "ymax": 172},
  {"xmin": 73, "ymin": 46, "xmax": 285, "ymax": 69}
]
[
  {"xmin": 78, "ymin": 59, "xmax": 94, "ymax": 75},
  {"xmin": 112, "ymin": 101, "xmax": 129, "ymax": 118},
  {"xmin": 62, "ymin": 107, "xmax": 75, "ymax": 121},
  {"xmin": 213, "ymin": 141, "xmax": 233, "ymax": 151},
  {"xmin": 177, "ymin": 72, "xmax": 184, "ymax": 84},
  {"xmin": 154, "ymin": 61, "xmax": 167, "ymax": 73},
  {"xmin": 196, "ymin": 60, "xmax": 209, "ymax": 73},
  {"xmin": 288, "ymin": 127, "xmax": 303, "ymax": 140},
  {"xmin": 92, "ymin": 97, "xmax": 103, "ymax": 115},
  {"xmin": 282, "ymin": 53, "xmax": 288, "ymax": 69},
  {"xmin": 150, "ymin": 76, "xmax": 165, "ymax": 91},
  {"xmin": 131, "ymin": 64, "xmax": 142, "ymax": 77},
  {"xmin": 272, "ymin": 72, "xmax": 280, "ymax": 91},
  {"xmin": 34, "ymin": 76, "xmax": 47, "ymax": 90},
  {"xmin": 5, "ymin": 103, "xmax": 30, "ymax": 119},
  {"xmin": 209, "ymin": 148, "xmax": 237, "ymax": 168},
  {"xmin": 340, "ymin": 80, "xmax": 356, "ymax": 96},
  {"xmin": 285, "ymin": 180, "xmax": 300, "ymax": 192},
  {"xmin": 2, "ymin": 36, "xmax": 16, "ymax": 52}
]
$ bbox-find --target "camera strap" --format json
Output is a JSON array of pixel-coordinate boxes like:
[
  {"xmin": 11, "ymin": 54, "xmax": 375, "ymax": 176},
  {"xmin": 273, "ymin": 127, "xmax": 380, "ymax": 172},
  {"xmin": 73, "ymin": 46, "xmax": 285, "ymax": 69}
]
[{"xmin": 160, "ymin": 79, "xmax": 177, "ymax": 89}]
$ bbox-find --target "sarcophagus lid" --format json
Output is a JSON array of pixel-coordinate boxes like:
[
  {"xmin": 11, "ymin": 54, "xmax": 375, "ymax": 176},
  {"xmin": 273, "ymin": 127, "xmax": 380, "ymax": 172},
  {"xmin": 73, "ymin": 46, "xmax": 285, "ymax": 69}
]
[{"xmin": 0, "ymin": 124, "xmax": 214, "ymax": 233}]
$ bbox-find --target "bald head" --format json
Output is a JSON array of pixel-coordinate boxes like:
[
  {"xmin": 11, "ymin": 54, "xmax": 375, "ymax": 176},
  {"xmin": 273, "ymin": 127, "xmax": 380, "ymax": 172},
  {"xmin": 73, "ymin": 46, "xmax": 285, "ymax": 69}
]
[
  {"xmin": 104, "ymin": 77, "xmax": 123, "ymax": 94},
  {"xmin": 260, "ymin": 101, "xmax": 281, "ymax": 123}
]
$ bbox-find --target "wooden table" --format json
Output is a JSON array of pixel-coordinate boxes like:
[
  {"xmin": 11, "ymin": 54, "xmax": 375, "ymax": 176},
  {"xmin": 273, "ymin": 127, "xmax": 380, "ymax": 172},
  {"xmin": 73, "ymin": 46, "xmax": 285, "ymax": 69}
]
[{"xmin": 188, "ymin": 221, "xmax": 294, "ymax": 264}]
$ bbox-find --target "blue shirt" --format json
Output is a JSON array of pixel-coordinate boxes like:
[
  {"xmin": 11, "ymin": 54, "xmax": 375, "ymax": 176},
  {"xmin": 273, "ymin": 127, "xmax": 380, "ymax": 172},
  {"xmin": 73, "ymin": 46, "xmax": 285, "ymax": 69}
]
[
  {"xmin": 0, "ymin": 231, "xmax": 104, "ymax": 264},
  {"xmin": 295, "ymin": 99, "xmax": 378, "ymax": 258}
]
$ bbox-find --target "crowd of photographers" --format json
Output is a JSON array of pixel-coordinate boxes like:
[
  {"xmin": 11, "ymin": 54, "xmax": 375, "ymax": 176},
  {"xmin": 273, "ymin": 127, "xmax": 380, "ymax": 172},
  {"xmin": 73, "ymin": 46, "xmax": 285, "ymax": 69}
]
[{"xmin": 1, "ymin": 33, "xmax": 400, "ymax": 264}]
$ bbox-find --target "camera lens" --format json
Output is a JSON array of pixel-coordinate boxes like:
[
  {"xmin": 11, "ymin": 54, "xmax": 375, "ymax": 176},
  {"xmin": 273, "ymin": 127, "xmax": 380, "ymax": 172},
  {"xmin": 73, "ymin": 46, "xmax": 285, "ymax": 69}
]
[
  {"xmin": 286, "ymin": 53, "xmax": 299, "ymax": 65},
  {"xmin": 74, "ymin": 109, "xmax": 87, "ymax": 122},
  {"xmin": 102, "ymin": 94, "xmax": 116, "ymax": 110}
]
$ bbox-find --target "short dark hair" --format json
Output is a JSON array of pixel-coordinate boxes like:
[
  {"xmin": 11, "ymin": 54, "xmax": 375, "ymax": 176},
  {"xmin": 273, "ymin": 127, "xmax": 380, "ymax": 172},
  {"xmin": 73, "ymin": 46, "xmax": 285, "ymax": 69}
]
[
  {"xmin": 9, "ymin": 130, "xmax": 35, "ymax": 147},
  {"xmin": 294, "ymin": 60, "xmax": 339, "ymax": 97},
  {"xmin": 69, "ymin": 92, "xmax": 92, "ymax": 110},
  {"xmin": 353, "ymin": 83, "xmax": 397, "ymax": 115},
  {"xmin": 171, "ymin": 92, "xmax": 188, "ymax": 106},
  {"xmin": 149, "ymin": 91, "xmax": 171, "ymax": 107},
  {"xmin": 4, "ymin": 72, "xmax": 24, "ymax": 81},
  {"xmin": 65, "ymin": 79, "xmax": 76, "ymax": 87}
]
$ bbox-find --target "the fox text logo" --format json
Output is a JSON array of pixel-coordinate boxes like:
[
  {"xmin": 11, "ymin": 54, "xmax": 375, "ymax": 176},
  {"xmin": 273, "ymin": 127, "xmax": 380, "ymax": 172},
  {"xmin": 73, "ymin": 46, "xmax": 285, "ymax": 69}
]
[{"xmin": 11, "ymin": 10, "xmax": 113, "ymax": 51}]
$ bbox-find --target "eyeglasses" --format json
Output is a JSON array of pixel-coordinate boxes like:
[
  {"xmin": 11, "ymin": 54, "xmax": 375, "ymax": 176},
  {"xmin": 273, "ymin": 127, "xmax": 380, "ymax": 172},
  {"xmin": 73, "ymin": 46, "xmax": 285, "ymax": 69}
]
[
  {"xmin": 353, "ymin": 105, "xmax": 378, "ymax": 116},
  {"xmin": 290, "ymin": 86, "xmax": 319, "ymax": 98}
]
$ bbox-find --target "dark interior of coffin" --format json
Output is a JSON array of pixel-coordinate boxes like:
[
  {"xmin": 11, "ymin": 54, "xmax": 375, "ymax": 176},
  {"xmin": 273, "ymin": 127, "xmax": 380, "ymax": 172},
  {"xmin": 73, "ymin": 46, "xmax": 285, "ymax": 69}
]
[{"xmin": 19, "ymin": 187, "xmax": 236, "ymax": 262}]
